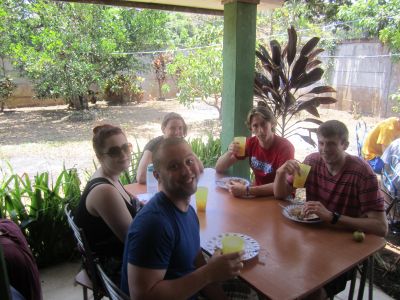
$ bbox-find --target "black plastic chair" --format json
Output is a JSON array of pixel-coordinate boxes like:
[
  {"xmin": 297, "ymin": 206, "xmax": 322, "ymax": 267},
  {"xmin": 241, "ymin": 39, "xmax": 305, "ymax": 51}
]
[
  {"xmin": 0, "ymin": 245, "xmax": 11, "ymax": 300},
  {"xmin": 381, "ymin": 154, "xmax": 400, "ymax": 221},
  {"xmin": 65, "ymin": 204, "xmax": 104, "ymax": 300},
  {"xmin": 355, "ymin": 120, "xmax": 367, "ymax": 158},
  {"xmin": 96, "ymin": 263, "xmax": 129, "ymax": 300}
]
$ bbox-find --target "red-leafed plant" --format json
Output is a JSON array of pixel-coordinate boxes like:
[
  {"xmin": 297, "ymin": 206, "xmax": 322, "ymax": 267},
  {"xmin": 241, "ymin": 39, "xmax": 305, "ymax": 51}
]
[{"xmin": 254, "ymin": 26, "xmax": 337, "ymax": 146}]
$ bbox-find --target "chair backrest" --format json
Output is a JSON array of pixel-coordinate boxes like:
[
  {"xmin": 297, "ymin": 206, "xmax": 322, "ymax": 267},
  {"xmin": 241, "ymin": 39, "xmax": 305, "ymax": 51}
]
[
  {"xmin": 382, "ymin": 154, "xmax": 400, "ymax": 197},
  {"xmin": 64, "ymin": 204, "xmax": 103, "ymax": 300},
  {"xmin": 356, "ymin": 120, "xmax": 367, "ymax": 157},
  {"xmin": 0, "ymin": 245, "xmax": 11, "ymax": 300},
  {"xmin": 96, "ymin": 263, "xmax": 129, "ymax": 300}
]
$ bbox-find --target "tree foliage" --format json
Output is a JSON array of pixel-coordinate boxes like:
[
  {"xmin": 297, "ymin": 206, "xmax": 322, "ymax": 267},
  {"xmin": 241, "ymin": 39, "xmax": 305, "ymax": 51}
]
[
  {"xmin": 0, "ymin": 0, "xmax": 171, "ymax": 109},
  {"xmin": 167, "ymin": 17, "xmax": 223, "ymax": 119},
  {"xmin": 337, "ymin": 0, "xmax": 400, "ymax": 53}
]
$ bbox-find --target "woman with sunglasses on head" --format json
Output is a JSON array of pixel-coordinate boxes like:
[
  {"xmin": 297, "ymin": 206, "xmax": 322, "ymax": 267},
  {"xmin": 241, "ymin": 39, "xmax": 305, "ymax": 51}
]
[
  {"xmin": 75, "ymin": 124, "xmax": 141, "ymax": 283},
  {"xmin": 136, "ymin": 112, "xmax": 204, "ymax": 183}
]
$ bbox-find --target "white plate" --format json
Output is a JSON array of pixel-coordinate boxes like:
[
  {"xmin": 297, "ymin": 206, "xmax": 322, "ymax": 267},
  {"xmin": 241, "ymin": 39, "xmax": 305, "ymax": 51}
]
[
  {"xmin": 215, "ymin": 177, "xmax": 250, "ymax": 190},
  {"xmin": 282, "ymin": 204, "xmax": 323, "ymax": 224},
  {"xmin": 136, "ymin": 193, "xmax": 153, "ymax": 204},
  {"xmin": 203, "ymin": 233, "xmax": 260, "ymax": 261}
]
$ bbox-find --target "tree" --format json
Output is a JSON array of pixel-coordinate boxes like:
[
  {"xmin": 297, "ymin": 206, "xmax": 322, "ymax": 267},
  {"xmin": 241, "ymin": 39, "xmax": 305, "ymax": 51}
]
[
  {"xmin": 153, "ymin": 53, "xmax": 171, "ymax": 100},
  {"xmin": 0, "ymin": 0, "xmax": 171, "ymax": 109},
  {"xmin": 167, "ymin": 17, "xmax": 223, "ymax": 119},
  {"xmin": 0, "ymin": 77, "xmax": 16, "ymax": 112},
  {"xmin": 254, "ymin": 26, "xmax": 337, "ymax": 146},
  {"xmin": 337, "ymin": 0, "xmax": 400, "ymax": 53}
]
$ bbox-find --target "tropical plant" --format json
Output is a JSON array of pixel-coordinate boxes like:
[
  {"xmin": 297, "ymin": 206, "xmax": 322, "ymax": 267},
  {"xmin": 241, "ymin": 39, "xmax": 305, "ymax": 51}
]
[
  {"xmin": 120, "ymin": 139, "xmax": 143, "ymax": 185},
  {"xmin": 104, "ymin": 74, "xmax": 144, "ymax": 105},
  {"xmin": 0, "ymin": 76, "xmax": 16, "ymax": 112},
  {"xmin": 254, "ymin": 26, "xmax": 337, "ymax": 146},
  {"xmin": 0, "ymin": 167, "xmax": 81, "ymax": 266},
  {"xmin": 189, "ymin": 134, "xmax": 221, "ymax": 168},
  {"xmin": 391, "ymin": 88, "xmax": 400, "ymax": 113}
]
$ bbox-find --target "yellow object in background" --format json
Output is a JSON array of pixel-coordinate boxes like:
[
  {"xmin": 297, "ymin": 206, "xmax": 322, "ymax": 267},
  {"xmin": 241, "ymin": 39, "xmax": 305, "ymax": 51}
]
[
  {"xmin": 222, "ymin": 235, "xmax": 245, "ymax": 254},
  {"xmin": 234, "ymin": 136, "xmax": 246, "ymax": 157},
  {"xmin": 293, "ymin": 163, "xmax": 311, "ymax": 188},
  {"xmin": 195, "ymin": 186, "xmax": 208, "ymax": 212}
]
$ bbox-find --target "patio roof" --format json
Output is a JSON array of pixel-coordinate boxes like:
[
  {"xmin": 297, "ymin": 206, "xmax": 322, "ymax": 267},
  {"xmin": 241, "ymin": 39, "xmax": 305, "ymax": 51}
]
[{"xmin": 56, "ymin": 0, "xmax": 283, "ymax": 15}]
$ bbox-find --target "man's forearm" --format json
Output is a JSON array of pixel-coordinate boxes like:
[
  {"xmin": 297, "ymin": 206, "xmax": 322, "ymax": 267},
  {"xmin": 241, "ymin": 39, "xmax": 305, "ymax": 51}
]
[
  {"xmin": 215, "ymin": 152, "xmax": 237, "ymax": 173},
  {"xmin": 333, "ymin": 214, "xmax": 388, "ymax": 237},
  {"xmin": 249, "ymin": 183, "xmax": 274, "ymax": 197},
  {"xmin": 131, "ymin": 265, "xmax": 214, "ymax": 300},
  {"xmin": 273, "ymin": 171, "xmax": 292, "ymax": 199}
]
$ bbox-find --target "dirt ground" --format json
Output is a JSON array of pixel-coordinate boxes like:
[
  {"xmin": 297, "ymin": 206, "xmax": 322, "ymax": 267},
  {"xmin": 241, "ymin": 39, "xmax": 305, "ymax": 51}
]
[
  {"xmin": 0, "ymin": 99, "xmax": 383, "ymax": 178},
  {"xmin": 1, "ymin": 99, "xmax": 399, "ymax": 297}
]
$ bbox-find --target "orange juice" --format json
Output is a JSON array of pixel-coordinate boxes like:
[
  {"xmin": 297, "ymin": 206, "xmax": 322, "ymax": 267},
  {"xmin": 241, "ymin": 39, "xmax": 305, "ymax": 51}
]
[
  {"xmin": 222, "ymin": 235, "xmax": 245, "ymax": 254},
  {"xmin": 293, "ymin": 163, "xmax": 311, "ymax": 188},
  {"xmin": 234, "ymin": 136, "xmax": 246, "ymax": 157},
  {"xmin": 195, "ymin": 186, "xmax": 208, "ymax": 212}
]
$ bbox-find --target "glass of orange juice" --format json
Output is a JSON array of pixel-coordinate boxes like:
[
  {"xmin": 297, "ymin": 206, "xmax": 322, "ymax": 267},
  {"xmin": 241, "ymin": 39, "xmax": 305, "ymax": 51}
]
[
  {"xmin": 234, "ymin": 136, "xmax": 246, "ymax": 157},
  {"xmin": 293, "ymin": 163, "xmax": 311, "ymax": 188},
  {"xmin": 222, "ymin": 235, "xmax": 245, "ymax": 254},
  {"xmin": 195, "ymin": 186, "xmax": 208, "ymax": 212}
]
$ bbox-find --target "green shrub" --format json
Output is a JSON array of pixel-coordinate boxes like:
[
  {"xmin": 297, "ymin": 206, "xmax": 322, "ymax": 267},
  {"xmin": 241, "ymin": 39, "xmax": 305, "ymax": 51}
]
[
  {"xmin": 120, "ymin": 139, "xmax": 143, "ymax": 185},
  {"xmin": 0, "ymin": 167, "xmax": 81, "ymax": 267},
  {"xmin": 189, "ymin": 135, "xmax": 221, "ymax": 168}
]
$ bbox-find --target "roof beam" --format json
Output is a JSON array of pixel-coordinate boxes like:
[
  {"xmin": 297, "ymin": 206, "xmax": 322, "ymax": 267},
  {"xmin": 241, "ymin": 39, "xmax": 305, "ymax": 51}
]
[{"xmin": 54, "ymin": 0, "xmax": 224, "ymax": 15}]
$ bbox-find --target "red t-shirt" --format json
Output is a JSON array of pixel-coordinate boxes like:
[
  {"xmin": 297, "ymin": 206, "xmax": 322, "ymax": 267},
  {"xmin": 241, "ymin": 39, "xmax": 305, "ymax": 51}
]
[
  {"xmin": 238, "ymin": 135, "xmax": 294, "ymax": 185},
  {"xmin": 304, "ymin": 153, "xmax": 384, "ymax": 217}
]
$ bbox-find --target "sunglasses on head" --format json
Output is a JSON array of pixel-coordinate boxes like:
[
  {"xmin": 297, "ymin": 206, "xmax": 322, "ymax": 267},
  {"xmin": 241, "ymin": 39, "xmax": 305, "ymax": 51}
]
[{"xmin": 102, "ymin": 142, "xmax": 133, "ymax": 158}]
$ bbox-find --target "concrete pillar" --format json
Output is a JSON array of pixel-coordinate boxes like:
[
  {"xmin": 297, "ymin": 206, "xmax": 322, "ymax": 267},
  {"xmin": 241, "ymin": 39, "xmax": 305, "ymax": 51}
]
[{"xmin": 221, "ymin": 0, "xmax": 258, "ymax": 179}]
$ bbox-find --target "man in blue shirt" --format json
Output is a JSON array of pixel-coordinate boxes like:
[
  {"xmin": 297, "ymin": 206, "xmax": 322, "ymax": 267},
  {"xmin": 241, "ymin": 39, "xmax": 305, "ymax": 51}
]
[{"xmin": 121, "ymin": 137, "xmax": 243, "ymax": 299}]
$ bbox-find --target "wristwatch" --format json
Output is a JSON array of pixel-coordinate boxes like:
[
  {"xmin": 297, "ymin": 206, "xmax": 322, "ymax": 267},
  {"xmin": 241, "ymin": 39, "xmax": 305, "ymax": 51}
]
[
  {"xmin": 331, "ymin": 211, "xmax": 341, "ymax": 224},
  {"xmin": 246, "ymin": 186, "xmax": 250, "ymax": 197}
]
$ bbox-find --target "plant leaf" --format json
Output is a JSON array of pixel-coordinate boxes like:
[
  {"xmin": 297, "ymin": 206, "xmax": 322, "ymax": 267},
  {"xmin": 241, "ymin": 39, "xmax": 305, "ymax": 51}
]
[
  {"xmin": 306, "ymin": 59, "xmax": 322, "ymax": 71},
  {"xmin": 290, "ymin": 55, "xmax": 308, "ymax": 84},
  {"xmin": 258, "ymin": 44, "xmax": 272, "ymax": 63},
  {"xmin": 293, "ymin": 132, "xmax": 317, "ymax": 147},
  {"xmin": 307, "ymin": 86, "xmax": 336, "ymax": 94},
  {"xmin": 287, "ymin": 26, "xmax": 297, "ymax": 67},
  {"xmin": 294, "ymin": 68, "xmax": 324, "ymax": 89},
  {"xmin": 270, "ymin": 40, "xmax": 282, "ymax": 66},
  {"xmin": 301, "ymin": 118, "xmax": 324, "ymax": 125},
  {"xmin": 308, "ymin": 48, "xmax": 324, "ymax": 61},
  {"xmin": 300, "ymin": 37, "xmax": 320, "ymax": 56},
  {"xmin": 304, "ymin": 105, "xmax": 320, "ymax": 117},
  {"xmin": 285, "ymin": 92, "xmax": 296, "ymax": 106},
  {"xmin": 294, "ymin": 97, "xmax": 337, "ymax": 114}
]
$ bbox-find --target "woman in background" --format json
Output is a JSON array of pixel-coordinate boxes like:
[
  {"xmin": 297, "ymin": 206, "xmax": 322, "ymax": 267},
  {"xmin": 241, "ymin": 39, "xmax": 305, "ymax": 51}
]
[
  {"xmin": 75, "ymin": 124, "xmax": 140, "ymax": 282},
  {"xmin": 136, "ymin": 112, "xmax": 204, "ymax": 183}
]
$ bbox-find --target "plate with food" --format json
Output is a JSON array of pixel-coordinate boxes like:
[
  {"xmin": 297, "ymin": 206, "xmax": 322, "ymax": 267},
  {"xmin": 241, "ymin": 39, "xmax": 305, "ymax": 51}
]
[
  {"xmin": 203, "ymin": 232, "xmax": 260, "ymax": 261},
  {"xmin": 215, "ymin": 177, "xmax": 250, "ymax": 190},
  {"xmin": 282, "ymin": 204, "xmax": 322, "ymax": 224}
]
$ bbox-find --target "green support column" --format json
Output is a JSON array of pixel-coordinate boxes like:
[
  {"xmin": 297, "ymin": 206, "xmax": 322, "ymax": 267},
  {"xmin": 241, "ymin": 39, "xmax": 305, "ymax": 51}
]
[{"xmin": 221, "ymin": 0, "xmax": 258, "ymax": 179}]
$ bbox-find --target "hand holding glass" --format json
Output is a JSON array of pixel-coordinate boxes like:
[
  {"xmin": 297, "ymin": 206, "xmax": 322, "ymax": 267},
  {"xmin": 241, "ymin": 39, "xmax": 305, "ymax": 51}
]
[
  {"xmin": 233, "ymin": 137, "xmax": 246, "ymax": 157},
  {"xmin": 195, "ymin": 186, "xmax": 208, "ymax": 212},
  {"xmin": 293, "ymin": 163, "xmax": 311, "ymax": 188},
  {"xmin": 222, "ymin": 235, "xmax": 245, "ymax": 254}
]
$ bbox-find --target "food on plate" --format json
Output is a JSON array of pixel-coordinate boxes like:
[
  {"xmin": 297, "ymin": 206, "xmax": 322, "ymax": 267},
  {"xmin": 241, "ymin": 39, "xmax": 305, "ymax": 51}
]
[
  {"xmin": 289, "ymin": 206, "xmax": 319, "ymax": 221},
  {"xmin": 227, "ymin": 178, "xmax": 248, "ymax": 186}
]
